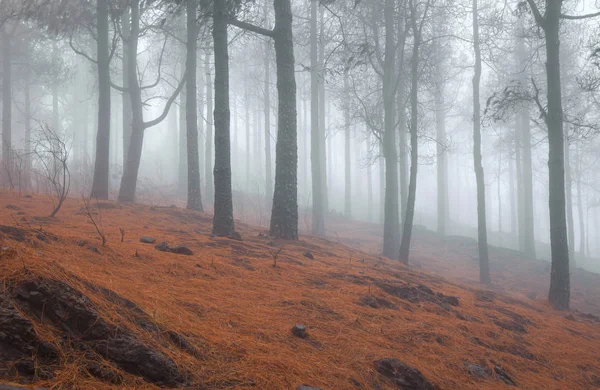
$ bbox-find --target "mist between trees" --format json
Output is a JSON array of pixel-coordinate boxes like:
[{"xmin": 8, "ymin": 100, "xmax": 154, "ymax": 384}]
[{"xmin": 2, "ymin": 0, "xmax": 600, "ymax": 310}]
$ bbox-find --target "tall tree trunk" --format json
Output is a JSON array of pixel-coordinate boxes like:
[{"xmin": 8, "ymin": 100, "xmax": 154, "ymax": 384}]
[
  {"xmin": 497, "ymin": 150, "xmax": 502, "ymax": 243},
  {"xmin": 515, "ymin": 119, "xmax": 526, "ymax": 251},
  {"xmin": 245, "ymin": 85, "xmax": 250, "ymax": 191},
  {"xmin": 576, "ymin": 143, "xmax": 584, "ymax": 262},
  {"xmin": 186, "ymin": 0, "xmax": 202, "ymax": 211},
  {"xmin": 398, "ymin": 99, "xmax": 408, "ymax": 222},
  {"xmin": 398, "ymin": 1, "xmax": 419, "ymax": 264},
  {"xmin": 23, "ymin": 63, "xmax": 31, "ymax": 189},
  {"xmin": 508, "ymin": 135, "xmax": 517, "ymax": 247},
  {"xmin": 212, "ymin": 0, "xmax": 235, "ymax": 236},
  {"xmin": 318, "ymin": 6, "xmax": 328, "ymax": 218},
  {"xmin": 344, "ymin": 73, "xmax": 351, "ymax": 218},
  {"xmin": 310, "ymin": 0, "xmax": 325, "ymax": 235},
  {"xmin": 472, "ymin": 0, "xmax": 490, "ymax": 284},
  {"xmin": 121, "ymin": 7, "xmax": 132, "ymax": 166},
  {"xmin": 381, "ymin": 0, "xmax": 399, "ymax": 258},
  {"xmin": 517, "ymin": 14, "xmax": 536, "ymax": 258},
  {"xmin": 205, "ymin": 53, "xmax": 214, "ymax": 206},
  {"xmin": 269, "ymin": 0, "xmax": 298, "ymax": 239},
  {"xmin": 1, "ymin": 27, "xmax": 11, "ymax": 184},
  {"xmin": 434, "ymin": 40, "xmax": 448, "ymax": 236},
  {"xmin": 264, "ymin": 19, "xmax": 273, "ymax": 203},
  {"xmin": 367, "ymin": 135, "xmax": 373, "ymax": 222},
  {"xmin": 178, "ymin": 13, "xmax": 188, "ymax": 197},
  {"xmin": 91, "ymin": 0, "xmax": 111, "ymax": 199},
  {"xmin": 118, "ymin": 0, "xmax": 145, "ymax": 202},
  {"xmin": 564, "ymin": 133, "xmax": 575, "ymax": 268},
  {"xmin": 544, "ymin": 0, "xmax": 570, "ymax": 310}
]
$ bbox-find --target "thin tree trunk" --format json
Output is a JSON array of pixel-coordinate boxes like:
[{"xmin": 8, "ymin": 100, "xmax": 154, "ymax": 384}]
[
  {"xmin": 344, "ymin": 72, "xmax": 351, "ymax": 218},
  {"xmin": 205, "ymin": 53, "xmax": 214, "ymax": 206},
  {"xmin": 576, "ymin": 142, "xmax": 584, "ymax": 262},
  {"xmin": 91, "ymin": 0, "xmax": 111, "ymax": 199},
  {"xmin": 318, "ymin": 6, "xmax": 328, "ymax": 218},
  {"xmin": 212, "ymin": 0, "xmax": 235, "ymax": 236},
  {"xmin": 508, "ymin": 134, "xmax": 517, "ymax": 247},
  {"xmin": 398, "ymin": 1, "xmax": 420, "ymax": 264},
  {"xmin": 381, "ymin": 0, "xmax": 399, "ymax": 258},
  {"xmin": 245, "ymin": 86, "xmax": 251, "ymax": 191},
  {"xmin": 472, "ymin": 0, "xmax": 490, "ymax": 284},
  {"xmin": 186, "ymin": 0, "xmax": 202, "ymax": 211},
  {"xmin": 434, "ymin": 41, "xmax": 447, "ymax": 236},
  {"xmin": 564, "ymin": 133, "xmax": 575, "ymax": 267},
  {"xmin": 367, "ymin": 135, "xmax": 373, "ymax": 222},
  {"xmin": 121, "ymin": 7, "xmax": 132, "ymax": 166},
  {"xmin": 269, "ymin": 0, "xmax": 298, "ymax": 239},
  {"xmin": 498, "ymin": 150, "xmax": 502, "ymax": 244},
  {"xmin": 178, "ymin": 13, "xmax": 188, "ymax": 197},
  {"xmin": 310, "ymin": 0, "xmax": 325, "ymax": 235},
  {"xmin": 264, "ymin": 18, "xmax": 273, "ymax": 203},
  {"xmin": 1, "ymin": 27, "xmax": 11, "ymax": 184}
]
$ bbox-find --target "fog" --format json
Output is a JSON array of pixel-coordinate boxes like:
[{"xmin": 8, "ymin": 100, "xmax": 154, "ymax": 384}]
[{"xmin": 2, "ymin": 0, "xmax": 600, "ymax": 310}]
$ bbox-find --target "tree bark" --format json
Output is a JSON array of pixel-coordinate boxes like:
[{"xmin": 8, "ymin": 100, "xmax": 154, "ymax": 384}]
[
  {"xmin": 575, "ymin": 143, "xmax": 584, "ymax": 261},
  {"xmin": 564, "ymin": 133, "xmax": 575, "ymax": 268},
  {"xmin": 205, "ymin": 53, "xmax": 214, "ymax": 205},
  {"xmin": 264, "ymin": 18, "xmax": 273, "ymax": 204},
  {"xmin": 212, "ymin": 0, "xmax": 235, "ymax": 236},
  {"xmin": 269, "ymin": 0, "xmax": 298, "ymax": 239},
  {"xmin": 1, "ymin": 26, "xmax": 12, "ymax": 184},
  {"xmin": 90, "ymin": 0, "xmax": 111, "ymax": 199},
  {"xmin": 344, "ymin": 72, "xmax": 351, "ymax": 218},
  {"xmin": 472, "ymin": 0, "xmax": 490, "ymax": 284},
  {"xmin": 186, "ymin": 0, "xmax": 202, "ymax": 211},
  {"xmin": 398, "ymin": 1, "xmax": 419, "ymax": 264},
  {"xmin": 121, "ymin": 7, "xmax": 132, "ymax": 166},
  {"xmin": 310, "ymin": 0, "xmax": 325, "ymax": 236},
  {"xmin": 178, "ymin": 12, "xmax": 188, "ymax": 197},
  {"xmin": 381, "ymin": 0, "xmax": 400, "ymax": 258},
  {"xmin": 434, "ymin": 38, "xmax": 448, "ymax": 236}
]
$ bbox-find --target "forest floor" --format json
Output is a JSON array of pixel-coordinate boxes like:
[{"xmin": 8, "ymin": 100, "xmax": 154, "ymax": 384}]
[{"xmin": 1, "ymin": 191, "xmax": 600, "ymax": 390}]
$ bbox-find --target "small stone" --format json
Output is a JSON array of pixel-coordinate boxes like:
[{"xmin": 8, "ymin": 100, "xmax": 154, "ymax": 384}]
[
  {"xmin": 88, "ymin": 245, "xmax": 100, "ymax": 254},
  {"xmin": 465, "ymin": 362, "xmax": 491, "ymax": 379},
  {"xmin": 170, "ymin": 246, "xmax": 193, "ymax": 256},
  {"xmin": 291, "ymin": 324, "xmax": 307, "ymax": 338},
  {"xmin": 76, "ymin": 240, "xmax": 87, "ymax": 247},
  {"xmin": 140, "ymin": 236, "xmax": 156, "ymax": 244},
  {"xmin": 24, "ymin": 194, "xmax": 33, "ymax": 199},
  {"xmin": 296, "ymin": 386, "xmax": 323, "ymax": 390},
  {"xmin": 5, "ymin": 204, "xmax": 21, "ymax": 210},
  {"xmin": 303, "ymin": 251, "xmax": 314, "ymax": 259},
  {"xmin": 155, "ymin": 242, "xmax": 170, "ymax": 252}
]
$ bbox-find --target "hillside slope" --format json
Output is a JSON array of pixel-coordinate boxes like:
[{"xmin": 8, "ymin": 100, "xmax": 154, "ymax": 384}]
[{"xmin": 1, "ymin": 192, "xmax": 600, "ymax": 389}]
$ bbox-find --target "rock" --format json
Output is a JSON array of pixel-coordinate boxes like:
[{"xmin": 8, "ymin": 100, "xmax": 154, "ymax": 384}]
[
  {"xmin": 465, "ymin": 362, "xmax": 491, "ymax": 379},
  {"xmin": 296, "ymin": 386, "xmax": 323, "ymax": 390},
  {"xmin": 16, "ymin": 211, "xmax": 25, "ymax": 215},
  {"xmin": 291, "ymin": 324, "xmax": 307, "ymax": 338},
  {"xmin": 5, "ymin": 204, "xmax": 21, "ymax": 210},
  {"xmin": 10, "ymin": 277, "xmax": 189, "ymax": 387},
  {"xmin": 494, "ymin": 365, "xmax": 516, "ymax": 386},
  {"xmin": 359, "ymin": 295, "xmax": 396, "ymax": 310},
  {"xmin": 303, "ymin": 251, "xmax": 314, "ymax": 259},
  {"xmin": 170, "ymin": 246, "xmax": 193, "ymax": 256},
  {"xmin": 88, "ymin": 245, "xmax": 100, "ymax": 254},
  {"xmin": 24, "ymin": 194, "xmax": 33, "ymax": 199},
  {"xmin": 140, "ymin": 236, "xmax": 156, "ymax": 244},
  {"xmin": 565, "ymin": 314, "xmax": 576, "ymax": 321},
  {"xmin": 0, "ymin": 385, "xmax": 48, "ymax": 390},
  {"xmin": 154, "ymin": 242, "xmax": 170, "ymax": 252},
  {"xmin": 374, "ymin": 358, "xmax": 436, "ymax": 390}
]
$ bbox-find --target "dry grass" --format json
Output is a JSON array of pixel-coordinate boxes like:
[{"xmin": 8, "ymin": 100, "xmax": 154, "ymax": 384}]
[{"xmin": 1, "ymin": 191, "xmax": 600, "ymax": 389}]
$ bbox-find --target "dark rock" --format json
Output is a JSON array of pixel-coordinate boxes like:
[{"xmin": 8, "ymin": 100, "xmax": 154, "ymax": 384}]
[
  {"xmin": 379, "ymin": 283, "xmax": 459, "ymax": 309},
  {"xmin": 494, "ymin": 365, "xmax": 516, "ymax": 386},
  {"xmin": 0, "ymin": 225, "xmax": 27, "ymax": 242},
  {"xmin": 303, "ymin": 251, "xmax": 314, "ymax": 259},
  {"xmin": 24, "ymin": 195, "xmax": 33, "ymax": 199},
  {"xmin": 166, "ymin": 330, "xmax": 201, "ymax": 357},
  {"xmin": 374, "ymin": 358, "xmax": 436, "ymax": 389},
  {"xmin": 11, "ymin": 277, "xmax": 188, "ymax": 387},
  {"xmin": 170, "ymin": 246, "xmax": 193, "ymax": 256},
  {"xmin": 16, "ymin": 211, "xmax": 25, "ymax": 215},
  {"xmin": 474, "ymin": 290, "xmax": 495, "ymax": 302},
  {"xmin": 465, "ymin": 362, "xmax": 491, "ymax": 379},
  {"xmin": 291, "ymin": 324, "xmax": 307, "ymax": 338},
  {"xmin": 296, "ymin": 386, "xmax": 323, "ymax": 390},
  {"xmin": 85, "ymin": 360, "xmax": 123, "ymax": 384},
  {"xmin": 5, "ymin": 204, "xmax": 21, "ymax": 210},
  {"xmin": 88, "ymin": 245, "xmax": 100, "ymax": 254},
  {"xmin": 0, "ymin": 385, "xmax": 48, "ymax": 390},
  {"xmin": 494, "ymin": 320, "xmax": 527, "ymax": 334},
  {"xmin": 140, "ymin": 236, "xmax": 156, "ymax": 244},
  {"xmin": 359, "ymin": 295, "xmax": 396, "ymax": 310},
  {"xmin": 154, "ymin": 242, "xmax": 170, "ymax": 252}
]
